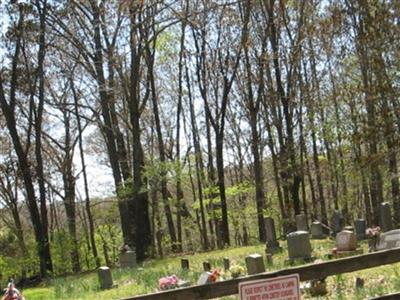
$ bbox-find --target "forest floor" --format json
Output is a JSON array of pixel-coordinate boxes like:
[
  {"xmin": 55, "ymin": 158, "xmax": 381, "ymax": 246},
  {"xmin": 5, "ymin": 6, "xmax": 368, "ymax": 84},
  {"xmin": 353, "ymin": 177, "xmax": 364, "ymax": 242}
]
[{"xmin": 22, "ymin": 239, "xmax": 400, "ymax": 299}]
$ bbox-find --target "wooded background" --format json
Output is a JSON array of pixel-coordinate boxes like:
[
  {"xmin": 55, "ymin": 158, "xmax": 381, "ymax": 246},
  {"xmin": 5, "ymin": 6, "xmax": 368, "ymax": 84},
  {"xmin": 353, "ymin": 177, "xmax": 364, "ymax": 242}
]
[{"xmin": 0, "ymin": 0, "xmax": 399, "ymax": 280}]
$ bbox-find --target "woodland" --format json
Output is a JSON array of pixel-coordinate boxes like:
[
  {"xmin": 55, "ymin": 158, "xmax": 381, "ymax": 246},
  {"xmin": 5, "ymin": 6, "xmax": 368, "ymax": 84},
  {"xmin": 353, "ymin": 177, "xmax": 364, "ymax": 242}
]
[{"xmin": 0, "ymin": 0, "xmax": 399, "ymax": 285}]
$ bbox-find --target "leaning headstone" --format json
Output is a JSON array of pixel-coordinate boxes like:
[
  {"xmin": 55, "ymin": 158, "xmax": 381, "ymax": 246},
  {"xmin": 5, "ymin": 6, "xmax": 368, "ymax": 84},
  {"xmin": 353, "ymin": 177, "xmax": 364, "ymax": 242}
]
[
  {"xmin": 223, "ymin": 257, "xmax": 230, "ymax": 271},
  {"xmin": 311, "ymin": 221, "xmax": 325, "ymax": 239},
  {"xmin": 181, "ymin": 259, "xmax": 189, "ymax": 270},
  {"xmin": 354, "ymin": 219, "xmax": 367, "ymax": 240},
  {"xmin": 197, "ymin": 272, "xmax": 211, "ymax": 285},
  {"xmin": 376, "ymin": 229, "xmax": 400, "ymax": 251},
  {"xmin": 98, "ymin": 266, "xmax": 113, "ymax": 289},
  {"xmin": 203, "ymin": 261, "xmax": 211, "ymax": 272},
  {"xmin": 264, "ymin": 217, "xmax": 282, "ymax": 254},
  {"xmin": 336, "ymin": 230, "xmax": 357, "ymax": 251},
  {"xmin": 380, "ymin": 202, "xmax": 393, "ymax": 232},
  {"xmin": 331, "ymin": 210, "xmax": 344, "ymax": 236},
  {"xmin": 119, "ymin": 250, "xmax": 136, "ymax": 268},
  {"xmin": 287, "ymin": 231, "xmax": 312, "ymax": 262},
  {"xmin": 245, "ymin": 253, "xmax": 265, "ymax": 275},
  {"xmin": 296, "ymin": 214, "xmax": 308, "ymax": 231}
]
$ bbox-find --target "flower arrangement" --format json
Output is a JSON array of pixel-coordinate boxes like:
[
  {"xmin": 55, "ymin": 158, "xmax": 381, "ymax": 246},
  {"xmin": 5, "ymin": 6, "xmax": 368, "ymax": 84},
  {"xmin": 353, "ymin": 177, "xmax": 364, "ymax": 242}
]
[
  {"xmin": 229, "ymin": 265, "xmax": 245, "ymax": 278},
  {"xmin": 158, "ymin": 275, "xmax": 179, "ymax": 290},
  {"xmin": 208, "ymin": 270, "xmax": 221, "ymax": 282}
]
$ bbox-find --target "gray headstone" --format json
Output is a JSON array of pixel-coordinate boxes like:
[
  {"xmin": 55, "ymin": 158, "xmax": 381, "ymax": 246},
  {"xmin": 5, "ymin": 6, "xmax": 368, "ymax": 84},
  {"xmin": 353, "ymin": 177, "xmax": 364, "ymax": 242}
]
[
  {"xmin": 119, "ymin": 250, "xmax": 136, "ymax": 268},
  {"xmin": 223, "ymin": 257, "xmax": 230, "ymax": 271},
  {"xmin": 380, "ymin": 202, "xmax": 393, "ymax": 232},
  {"xmin": 310, "ymin": 221, "xmax": 325, "ymax": 239},
  {"xmin": 335, "ymin": 230, "xmax": 357, "ymax": 251},
  {"xmin": 354, "ymin": 219, "xmax": 367, "ymax": 240},
  {"xmin": 287, "ymin": 231, "xmax": 312, "ymax": 260},
  {"xmin": 197, "ymin": 272, "xmax": 211, "ymax": 285},
  {"xmin": 296, "ymin": 214, "xmax": 308, "ymax": 231},
  {"xmin": 376, "ymin": 229, "xmax": 400, "ymax": 250},
  {"xmin": 181, "ymin": 258, "xmax": 189, "ymax": 270},
  {"xmin": 264, "ymin": 217, "xmax": 281, "ymax": 253},
  {"xmin": 245, "ymin": 253, "xmax": 265, "ymax": 275},
  {"xmin": 203, "ymin": 261, "xmax": 211, "ymax": 271},
  {"xmin": 331, "ymin": 210, "xmax": 344, "ymax": 235},
  {"xmin": 98, "ymin": 266, "xmax": 113, "ymax": 289}
]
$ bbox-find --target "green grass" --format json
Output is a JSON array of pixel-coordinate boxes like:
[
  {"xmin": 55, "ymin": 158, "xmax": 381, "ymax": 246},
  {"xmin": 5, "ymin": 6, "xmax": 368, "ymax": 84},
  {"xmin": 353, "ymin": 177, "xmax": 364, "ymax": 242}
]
[{"xmin": 20, "ymin": 239, "xmax": 400, "ymax": 299}]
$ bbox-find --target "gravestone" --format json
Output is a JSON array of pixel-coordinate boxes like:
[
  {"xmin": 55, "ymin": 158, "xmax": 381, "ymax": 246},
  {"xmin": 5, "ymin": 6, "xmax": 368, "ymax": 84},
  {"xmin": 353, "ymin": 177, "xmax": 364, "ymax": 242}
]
[
  {"xmin": 98, "ymin": 266, "xmax": 113, "ymax": 289},
  {"xmin": 197, "ymin": 272, "xmax": 211, "ymax": 285},
  {"xmin": 380, "ymin": 202, "xmax": 393, "ymax": 232},
  {"xmin": 331, "ymin": 210, "xmax": 344, "ymax": 236},
  {"xmin": 287, "ymin": 231, "xmax": 312, "ymax": 261},
  {"xmin": 354, "ymin": 219, "xmax": 367, "ymax": 240},
  {"xmin": 310, "ymin": 221, "xmax": 325, "ymax": 239},
  {"xmin": 296, "ymin": 214, "xmax": 308, "ymax": 231},
  {"xmin": 336, "ymin": 230, "xmax": 357, "ymax": 251},
  {"xmin": 264, "ymin": 217, "xmax": 282, "ymax": 253},
  {"xmin": 266, "ymin": 253, "xmax": 273, "ymax": 265},
  {"xmin": 119, "ymin": 250, "xmax": 136, "ymax": 268},
  {"xmin": 181, "ymin": 258, "xmax": 189, "ymax": 270},
  {"xmin": 223, "ymin": 257, "xmax": 230, "ymax": 271},
  {"xmin": 203, "ymin": 261, "xmax": 211, "ymax": 272},
  {"xmin": 376, "ymin": 229, "xmax": 400, "ymax": 251},
  {"xmin": 245, "ymin": 253, "xmax": 265, "ymax": 275}
]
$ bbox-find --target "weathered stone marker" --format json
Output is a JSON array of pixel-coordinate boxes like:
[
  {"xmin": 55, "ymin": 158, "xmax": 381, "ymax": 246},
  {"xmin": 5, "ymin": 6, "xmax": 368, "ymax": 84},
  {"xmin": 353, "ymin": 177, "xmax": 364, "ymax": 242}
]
[
  {"xmin": 380, "ymin": 202, "xmax": 393, "ymax": 232},
  {"xmin": 296, "ymin": 214, "xmax": 308, "ymax": 231},
  {"xmin": 223, "ymin": 257, "xmax": 230, "ymax": 271},
  {"xmin": 98, "ymin": 266, "xmax": 113, "ymax": 289},
  {"xmin": 266, "ymin": 253, "xmax": 273, "ymax": 265},
  {"xmin": 181, "ymin": 258, "xmax": 189, "ymax": 270},
  {"xmin": 354, "ymin": 219, "xmax": 367, "ymax": 240},
  {"xmin": 264, "ymin": 217, "xmax": 281, "ymax": 254},
  {"xmin": 336, "ymin": 230, "xmax": 357, "ymax": 251},
  {"xmin": 245, "ymin": 253, "xmax": 265, "ymax": 275},
  {"xmin": 331, "ymin": 210, "xmax": 344, "ymax": 236},
  {"xmin": 119, "ymin": 250, "xmax": 136, "ymax": 268},
  {"xmin": 287, "ymin": 231, "xmax": 312, "ymax": 261},
  {"xmin": 376, "ymin": 229, "xmax": 400, "ymax": 250},
  {"xmin": 203, "ymin": 261, "xmax": 211, "ymax": 272},
  {"xmin": 197, "ymin": 272, "xmax": 210, "ymax": 285},
  {"xmin": 310, "ymin": 221, "xmax": 325, "ymax": 239}
]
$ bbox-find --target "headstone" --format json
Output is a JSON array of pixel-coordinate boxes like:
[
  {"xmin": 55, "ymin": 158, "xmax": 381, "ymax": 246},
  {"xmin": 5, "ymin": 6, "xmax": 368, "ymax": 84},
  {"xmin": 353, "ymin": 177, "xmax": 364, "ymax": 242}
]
[
  {"xmin": 310, "ymin": 221, "xmax": 325, "ymax": 239},
  {"xmin": 376, "ymin": 229, "xmax": 400, "ymax": 250},
  {"xmin": 245, "ymin": 253, "xmax": 265, "ymax": 275},
  {"xmin": 335, "ymin": 230, "xmax": 357, "ymax": 251},
  {"xmin": 380, "ymin": 202, "xmax": 393, "ymax": 232},
  {"xmin": 354, "ymin": 219, "xmax": 367, "ymax": 240},
  {"xmin": 264, "ymin": 217, "xmax": 281, "ymax": 253},
  {"xmin": 287, "ymin": 231, "xmax": 312, "ymax": 260},
  {"xmin": 119, "ymin": 250, "xmax": 136, "ymax": 268},
  {"xmin": 223, "ymin": 257, "xmax": 230, "ymax": 271},
  {"xmin": 296, "ymin": 214, "xmax": 308, "ymax": 231},
  {"xmin": 181, "ymin": 259, "xmax": 189, "ymax": 270},
  {"xmin": 355, "ymin": 277, "xmax": 364, "ymax": 289},
  {"xmin": 331, "ymin": 210, "xmax": 344, "ymax": 236},
  {"xmin": 197, "ymin": 272, "xmax": 211, "ymax": 285},
  {"xmin": 98, "ymin": 266, "xmax": 113, "ymax": 289},
  {"xmin": 203, "ymin": 261, "xmax": 211, "ymax": 272}
]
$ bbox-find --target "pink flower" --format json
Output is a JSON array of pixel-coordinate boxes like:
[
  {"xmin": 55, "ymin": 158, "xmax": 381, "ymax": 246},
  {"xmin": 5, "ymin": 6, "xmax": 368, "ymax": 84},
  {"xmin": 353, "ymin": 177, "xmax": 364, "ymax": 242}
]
[{"xmin": 158, "ymin": 275, "xmax": 179, "ymax": 290}]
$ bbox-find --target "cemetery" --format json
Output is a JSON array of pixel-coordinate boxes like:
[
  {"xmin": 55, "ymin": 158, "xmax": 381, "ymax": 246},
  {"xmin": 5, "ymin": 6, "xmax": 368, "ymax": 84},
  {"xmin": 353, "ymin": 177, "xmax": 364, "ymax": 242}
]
[{"xmin": 21, "ymin": 206, "xmax": 400, "ymax": 299}]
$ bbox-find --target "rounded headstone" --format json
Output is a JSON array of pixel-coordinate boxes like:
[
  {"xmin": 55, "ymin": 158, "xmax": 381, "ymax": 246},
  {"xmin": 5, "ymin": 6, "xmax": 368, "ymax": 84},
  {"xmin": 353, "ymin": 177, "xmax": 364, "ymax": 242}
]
[
  {"xmin": 335, "ymin": 230, "xmax": 357, "ymax": 251},
  {"xmin": 311, "ymin": 221, "xmax": 325, "ymax": 239},
  {"xmin": 287, "ymin": 230, "xmax": 312, "ymax": 260},
  {"xmin": 98, "ymin": 266, "xmax": 113, "ymax": 289}
]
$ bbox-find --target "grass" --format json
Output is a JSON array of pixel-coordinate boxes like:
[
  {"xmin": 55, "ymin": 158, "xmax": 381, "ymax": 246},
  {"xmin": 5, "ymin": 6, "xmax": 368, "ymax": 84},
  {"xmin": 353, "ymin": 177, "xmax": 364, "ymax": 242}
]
[{"xmin": 21, "ymin": 239, "xmax": 400, "ymax": 299}]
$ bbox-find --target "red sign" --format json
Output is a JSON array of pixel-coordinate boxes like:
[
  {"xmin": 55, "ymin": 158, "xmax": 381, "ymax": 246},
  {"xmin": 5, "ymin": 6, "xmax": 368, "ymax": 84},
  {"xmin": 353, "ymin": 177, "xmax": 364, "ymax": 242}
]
[{"xmin": 239, "ymin": 274, "xmax": 300, "ymax": 300}]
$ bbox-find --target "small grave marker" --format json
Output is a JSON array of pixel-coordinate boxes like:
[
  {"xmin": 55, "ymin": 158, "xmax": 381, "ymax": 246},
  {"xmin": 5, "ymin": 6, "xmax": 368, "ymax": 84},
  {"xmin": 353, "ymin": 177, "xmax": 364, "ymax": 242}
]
[
  {"xmin": 311, "ymin": 221, "xmax": 325, "ymax": 239},
  {"xmin": 223, "ymin": 257, "xmax": 230, "ymax": 271},
  {"xmin": 296, "ymin": 214, "xmax": 308, "ymax": 231},
  {"xmin": 287, "ymin": 231, "xmax": 312, "ymax": 262},
  {"xmin": 119, "ymin": 250, "xmax": 136, "ymax": 268},
  {"xmin": 245, "ymin": 253, "xmax": 265, "ymax": 275},
  {"xmin": 181, "ymin": 259, "xmax": 189, "ymax": 270},
  {"xmin": 380, "ymin": 202, "xmax": 393, "ymax": 232},
  {"xmin": 98, "ymin": 266, "xmax": 113, "ymax": 289},
  {"xmin": 203, "ymin": 261, "xmax": 211, "ymax": 272},
  {"xmin": 355, "ymin": 219, "xmax": 367, "ymax": 240},
  {"xmin": 336, "ymin": 230, "xmax": 357, "ymax": 251},
  {"xmin": 376, "ymin": 229, "xmax": 400, "ymax": 250},
  {"xmin": 197, "ymin": 272, "xmax": 210, "ymax": 285},
  {"xmin": 331, "ymin": 210, "xmax": 344, "ymax": 236},
  {"xmin": 264, "ymin": 217, "xmax": 282, "ymax": 254}
]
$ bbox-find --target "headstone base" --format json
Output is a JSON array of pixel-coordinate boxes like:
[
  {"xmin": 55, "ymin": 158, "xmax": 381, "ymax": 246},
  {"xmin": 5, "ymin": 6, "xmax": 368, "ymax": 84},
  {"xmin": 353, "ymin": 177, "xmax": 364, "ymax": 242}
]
[
  {"xmin": 285, "ymin": 256, "xmax": 315, "ymax": 265},
  {"xmin": 326, "ymin": 249, "xmax": 363, "ymax": 259},
  {"xmin": 265, "ymin": 240, "xmax": 282, "ymax": 254}
]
